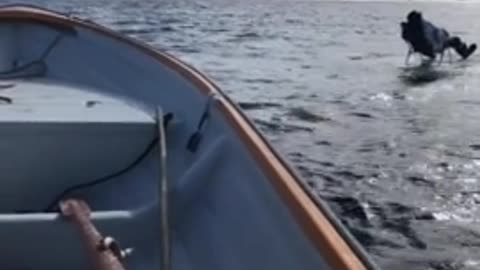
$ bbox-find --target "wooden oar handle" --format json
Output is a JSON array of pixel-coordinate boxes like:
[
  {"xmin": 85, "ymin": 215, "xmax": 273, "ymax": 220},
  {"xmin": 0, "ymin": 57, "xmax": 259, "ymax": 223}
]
[
  {"xmin": 59, "ymin": 199, "xmax": 127, "ymax": 270},
  {"xmin": 59, "ymin": 199, "xmax": 91, "ymax": 220}
]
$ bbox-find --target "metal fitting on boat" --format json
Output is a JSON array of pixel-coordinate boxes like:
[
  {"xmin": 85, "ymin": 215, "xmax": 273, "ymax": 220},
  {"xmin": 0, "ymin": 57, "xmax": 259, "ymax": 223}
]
[{"xmin": 98, "ymin": 236, "xmax": 134, "ymax": 260}]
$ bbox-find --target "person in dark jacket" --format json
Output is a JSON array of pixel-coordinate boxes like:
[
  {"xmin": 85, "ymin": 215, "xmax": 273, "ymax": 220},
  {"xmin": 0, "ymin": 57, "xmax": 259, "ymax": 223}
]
[{"xmin": 401, "ymin": 10, "xmax": 476, "ymax": 65}]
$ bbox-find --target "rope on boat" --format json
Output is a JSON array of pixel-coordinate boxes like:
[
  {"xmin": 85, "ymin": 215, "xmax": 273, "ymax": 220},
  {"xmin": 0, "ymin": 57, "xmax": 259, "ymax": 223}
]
[{"xmin": 157, "ymin": 107, "xmax": 171, "ymax": 270}]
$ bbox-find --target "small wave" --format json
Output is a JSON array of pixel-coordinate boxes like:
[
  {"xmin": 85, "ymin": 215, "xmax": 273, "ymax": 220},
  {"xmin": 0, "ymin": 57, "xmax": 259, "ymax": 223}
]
[
  {"xmin": 245, "ymin": 51, "xmax": 267, "ymax": 58},
  {"xmin": 160, "ymin": 18, "xmax": 183, "ymax": 24},
  {"xmin": 287, "ymin": 152, "xmax": 336, "ymax": 169},
  {"xmin": 432, "ymin": 211, "xmax": 475, "ymax": 222},
  {"xmin": 407, "ymin": 175, "xmax": 435, "ymax": 187},
  {"xmin": 281, "ymin": 56, "xmax": 302, "ymax": 62},
  {"xmin": 444, "ymin": 150, "xmax": 480, "ymax": 160},
  {"xmin": 458, "ymin": 100, "xmax": 480, "ymax": 106},
  {"xmin": 113, "ymin": 19, "xmax": 140, "ymax": 26},
  {"xmin": 118, "ymin": 28, "xmax": 156, "ymax": 35},
  {"xmin": 436, "ymin": 162, "xmax": 452, "ymax": 171},
  {"xmin": 253, "ymin": 119, "xmax": 313, "ymax": 133},
  {"xmin": 220, "ymin": 13, "xmax": 235, "ymax": 18},
  {"xmin": 242, "ymin": 78, "xmax": 275, "ymax": 84},
  {"xmin": 160, "ymin": 26, "xmax": 175, "ymax": 32},
  {"xmin": 315, "ymin": 140, "xmax": 332, "ymax": 146},
  {"xmin": 195, "ymin": 3, "xmax": 209, "ymax": 9},
  {"xmin": 285, "ymin": 93, "xmax": 302, "ymax": 100},
  {"xmin": 237, "ymin": 101, "xmax": 282, "ymax": 110},
  {"xmin": 357, "ymin": 140, "xmax": 395, "ymax": 154},
  {"xmin": 349, "ymin": 112, "xmax": 375, "ymax": 119},
  {"xmin": 170, "ymin": 45, "xmax": 201, "ymax": 54},
  {"xmin": 319, "ymin": 40, "xmax": 347, "ymax": 47},
  {"xmin": 469, "ymin": 144, "xmax": 480, "ymax": 151},
  {"xmin": 333, "ymin": 170, "xmax": 365, "ymax": 180},
  {"xmin": 368, "ymin": 92, "xmax": 393, "ymax": 102},
  {"xmin": 306, "ymin": 179, "xmax": 318, "ymax": 188},
  {"xmin": 363, "ymin": 201, "xmax": 431, "ymax": 249},
  {"xmin": 202, "ymin": 28, "xmax": 229, "ymax": 33},
  {"xmin": 326, "ymin": 73, "xmax": 339, "ymax": 79},
  {"xmin": 366, "ymin": 52, "xmax": 394, "ymax": 59},
  {"xmin": 428, "ymin": 259, "xmax": 480, "ymax": 270},
  {"xmin": 294, "ymin": 165, "xmax": 338, "ymax": 184},
  {"xmin": 349, "ymin": 53, "xmax": 393, "ymax": 61},
  {"xmin": 327, "ymin": 195, "xmax": 371, "ymax": 224},
  {"xmin": 464, "ymin": 259, "xmax": 480, "ymax": 268},
  {"xmin": 287, "ymin": 107, "xmax": 332, "ymax": 123},
  {"xmin": 178, "ymin": 24, "xmax": 197, "ymax": 29},
  {"xmin": 384, "ymin": 222, "xmax": 426, "ymax": 249},
  {"xmin": 285, "ymin": 18, "xmax": 303, "ymax": 24},
  {"xmin": 349, "ymin": 55, "xmax": 363, "ymax": 61},
  {"xmin": 364, "ymin": 14, "xmax": 384, "ymax": 21},
  {"xmin": 233, "ymin": 31, "xmax": 261, "ymax": 39}
]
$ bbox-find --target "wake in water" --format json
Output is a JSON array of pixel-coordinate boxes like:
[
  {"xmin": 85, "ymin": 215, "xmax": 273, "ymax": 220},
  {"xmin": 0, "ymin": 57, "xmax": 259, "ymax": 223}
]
[
  {"xmin": 397, "ymin": 53, "xmax": 480, "ymax": 86},
  {"xmin": 399, "ymin": 63, "xmax": 452, "ymax": 85}
]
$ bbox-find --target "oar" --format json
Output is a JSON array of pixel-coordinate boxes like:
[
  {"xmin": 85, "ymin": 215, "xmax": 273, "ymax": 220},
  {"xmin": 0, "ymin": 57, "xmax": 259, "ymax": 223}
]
[{"xmin": 59, "ymin": 199, "xmax": 131, "ymax": 270}]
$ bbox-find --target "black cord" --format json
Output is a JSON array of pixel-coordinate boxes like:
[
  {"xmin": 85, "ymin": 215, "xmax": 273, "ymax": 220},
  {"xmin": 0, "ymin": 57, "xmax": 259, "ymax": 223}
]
[
  {"xmin": 39, "ymin": 33, "xmax": 65, "ymax": 60},
  {"xmin": 45, "ymin": 137, "xmax": 158, "ymax": 212},
  {"xmin": 0, "ymin": 32, "xmax": 64, "ymax": 79},
  {"xmin": 186, "ymin": 95, "xmax": 214, "ymax": 152},
  {"xmin": 44, "ymin": 112, "xmax": 175, "ymax": 212}
]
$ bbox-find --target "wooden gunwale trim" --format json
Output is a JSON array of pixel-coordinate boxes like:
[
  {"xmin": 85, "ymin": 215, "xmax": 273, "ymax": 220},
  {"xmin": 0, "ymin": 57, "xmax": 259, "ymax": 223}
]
[{"xmin": 0, "ymin": 5, "xmax": 371, "ymax": 270}]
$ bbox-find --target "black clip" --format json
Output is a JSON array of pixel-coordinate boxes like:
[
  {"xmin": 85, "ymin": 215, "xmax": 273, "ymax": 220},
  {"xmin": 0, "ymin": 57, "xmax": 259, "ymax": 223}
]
[
  {"xmin": 187, "ymin": 94, "xmax": 215, "ymax": 153},
  {"xmin": 97, "ymin": 236, "xmax": 134, "ymax": 261}
]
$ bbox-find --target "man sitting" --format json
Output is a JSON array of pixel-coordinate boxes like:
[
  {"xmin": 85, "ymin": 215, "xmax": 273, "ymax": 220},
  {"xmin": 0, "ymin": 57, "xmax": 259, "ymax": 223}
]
[{"xmin": 401, "ymin": 10, "xmax": 477, "ymax": 64}]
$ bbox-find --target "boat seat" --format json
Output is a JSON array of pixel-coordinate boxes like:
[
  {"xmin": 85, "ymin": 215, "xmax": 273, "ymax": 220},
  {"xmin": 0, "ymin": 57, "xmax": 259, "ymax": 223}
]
[{"xmin": 0, "ymin": 79, "xmax": 156, "ymax": 212}]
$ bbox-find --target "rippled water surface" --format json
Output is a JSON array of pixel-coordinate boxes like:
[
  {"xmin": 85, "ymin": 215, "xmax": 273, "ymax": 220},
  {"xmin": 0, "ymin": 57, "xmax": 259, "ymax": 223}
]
[{"xmin": 5, "ymin": 0, "xmax": 480, "ymax": 269}]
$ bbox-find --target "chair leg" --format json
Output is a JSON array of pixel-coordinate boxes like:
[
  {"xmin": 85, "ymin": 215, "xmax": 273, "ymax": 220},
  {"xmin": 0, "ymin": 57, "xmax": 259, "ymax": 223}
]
[
  {"xmin": 405, "ymin": 48, "xmax": 413, "ymax": 66},
  {"xmin": 438, "ymin": 51, "xmax": 444, "ymax": 66}
]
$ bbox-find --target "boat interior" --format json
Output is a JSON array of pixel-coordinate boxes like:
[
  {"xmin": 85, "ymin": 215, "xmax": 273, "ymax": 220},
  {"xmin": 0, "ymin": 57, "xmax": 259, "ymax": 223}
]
[{"xmin": 0, "ymin": 11, "xmax": 361, "ymax": 270}]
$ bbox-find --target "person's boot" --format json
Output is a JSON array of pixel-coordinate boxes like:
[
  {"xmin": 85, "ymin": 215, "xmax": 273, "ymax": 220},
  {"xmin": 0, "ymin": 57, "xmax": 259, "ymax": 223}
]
[
  {"xmin": 459, "ymin": 43, "xmax": 477, "ymax": 59},
  {"xmin": 448, "ymin": 37, "xmax": 477, "ymax": 59}
]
